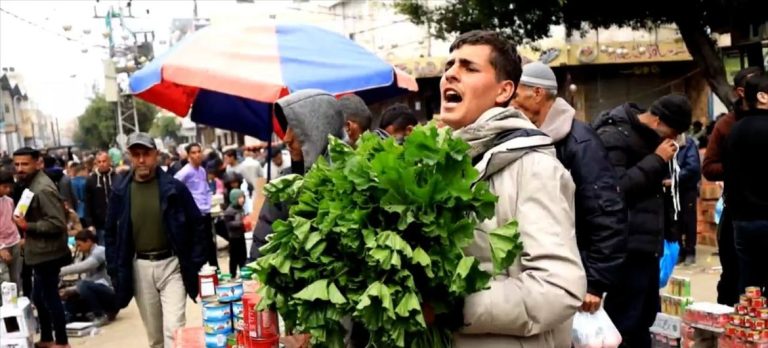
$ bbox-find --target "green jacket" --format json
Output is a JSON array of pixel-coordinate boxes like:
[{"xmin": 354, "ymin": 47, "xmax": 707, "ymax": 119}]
[{"xmin": 23, "ymin": 170, "xmax": 70, "ymax": 266}]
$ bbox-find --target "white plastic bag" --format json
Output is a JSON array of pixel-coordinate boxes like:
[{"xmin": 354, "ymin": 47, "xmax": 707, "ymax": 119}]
[{"xmin": 571, "ymin": 308, "xmax": 623, "ymax": 348}]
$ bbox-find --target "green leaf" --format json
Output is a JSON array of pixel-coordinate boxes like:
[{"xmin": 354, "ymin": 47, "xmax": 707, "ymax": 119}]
[
  {"xmin": 294, "ymin": 279, "xmax": 330, "ymax": 301},
  {"xmin": 328, "ymin": 282, "xmax": 347, "ymax": 304},
  {"xmin": 489, "ymin": 220, "xmax": 523, "ymax": 274}
]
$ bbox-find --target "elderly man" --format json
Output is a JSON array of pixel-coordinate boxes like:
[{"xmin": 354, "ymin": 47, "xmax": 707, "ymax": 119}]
[
  {"xmin": 105, "ymin": 133, "xmax": 207, "ymax": 348},
  {"xmin": 511, "ymin": 61, "xmax": 627, "ymax": 313},
  {"xmin": 85, "ymin": 151, "xmax": 117, "ymax": 245}
]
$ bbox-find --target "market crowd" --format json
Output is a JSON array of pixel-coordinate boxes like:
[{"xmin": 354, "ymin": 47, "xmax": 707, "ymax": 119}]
[{"xmin": 0, "ymin": 29, "xmax": 766, "ymax": 348}]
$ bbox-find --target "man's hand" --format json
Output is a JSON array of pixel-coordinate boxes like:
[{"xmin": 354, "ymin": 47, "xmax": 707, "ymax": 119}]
[
  {"xmin": 0, "ymin": 249, "xmax": 12, "ymax": 264},
  {"xmin": 662, "ymin": 179, "xmax": 672, "ymax": 187},
  {"xmin": 280, "ymin": 334, "xmax": 310, "ymax": 348},
  {"xmin": 12, "ymin": 215, "xmax": 28, "ymax": 231},
  {"xmin": 655, "ymin": 139, "xmax": 677, "ymax": 162},
  {"xmin": 580, "ymin": 293, "xmax": 602, "ymax": 313}
]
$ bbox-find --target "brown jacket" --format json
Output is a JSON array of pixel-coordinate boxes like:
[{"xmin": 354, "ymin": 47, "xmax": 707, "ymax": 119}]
[
  {"xmin": 23, "ymin": 170, "xmax": 70, "ymax": 266},
  {"xmin": 702, "ymin": 112, "xmax": 736, "ymax": 181}
]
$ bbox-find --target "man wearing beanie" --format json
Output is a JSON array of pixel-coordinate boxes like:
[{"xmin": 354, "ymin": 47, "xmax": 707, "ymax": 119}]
[
  {"xmin": 512, "ymin": 61, "xmax": 627, "ymax": 314},
  {"xmin": 592, "ymin": 93, "xmax": 692, "ymax": 347},
  {"xmin": 702, "ymin": 66, "xmax": 764, "ymax": 306}
]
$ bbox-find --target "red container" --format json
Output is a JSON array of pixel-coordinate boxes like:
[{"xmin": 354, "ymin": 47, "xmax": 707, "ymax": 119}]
[
  {"xmin": 753, "ymin": 297, "xmax": 767, "ymax": 309},
  {"xmin": 747, "ymin": 287, "xmax": 762, "ymax": 299},
  {"xmin": 737, "ymin": 304, "xmax": 749, "ymax": 315},
  {"xmin": 199, "ymin": 265, "xmax": 219, "ymax": 299},
  {"xmin": 247, "ymin": 337, "xmax": 279, "ymax": 348},
  {"xmin": 242, "ymin": 293, "xmax": 280, "ymax": 340}
]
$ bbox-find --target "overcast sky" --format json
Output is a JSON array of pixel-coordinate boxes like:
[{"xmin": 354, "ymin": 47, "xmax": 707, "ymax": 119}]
[{"xmin": 0, "ymin": 0, "xmax": 294, "ymax": 121}]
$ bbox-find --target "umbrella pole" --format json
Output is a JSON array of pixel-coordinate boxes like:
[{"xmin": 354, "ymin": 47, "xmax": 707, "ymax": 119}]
[{"xmin": 267, "ymin": 117, "xmax": 273, "ymax": 183}]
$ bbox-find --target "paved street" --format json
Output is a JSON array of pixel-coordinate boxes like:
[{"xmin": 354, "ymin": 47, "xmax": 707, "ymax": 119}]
[{"xmin": 57, "ymin": 246, "xmax": 724, "ymax": 347}]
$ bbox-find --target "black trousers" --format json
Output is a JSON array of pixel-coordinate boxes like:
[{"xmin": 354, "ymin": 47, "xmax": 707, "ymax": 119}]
[
  {"xmin": 717, "ymin": 207, "xmax": 741, "ymax": 306},
  {"xmin": 734, "ymin": 219, "xmax": 768, "ymax": 293},
  {"xmin": 604, "ymin": 252, "xmax": 660, "ymax": 348},
  {"xmin": 229, "ymin": 237, "xmax": 247, "ymax": 277},
  {"xmin": 33, "ymin": 259, "xmax": 69, "ymax": 345},
  {"xmin": 678, "ymin": 190, "xmax": 698, "ymax": 258},
  {"xmin": 202, "ymin": 214, "xmax": 219, "ymax": 268}
]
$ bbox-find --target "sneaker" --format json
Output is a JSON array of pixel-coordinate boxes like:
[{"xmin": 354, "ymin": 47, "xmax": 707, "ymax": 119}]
[{"xmin": 684, "ymin": 255, "xmax": 696, "ymax": 266}]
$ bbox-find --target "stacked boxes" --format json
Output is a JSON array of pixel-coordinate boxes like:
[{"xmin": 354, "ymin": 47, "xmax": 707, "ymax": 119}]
[
  {"xmin": 662, "ymin": 276, "xmax": 694, "ymax": 316},
  {"xmin": 697, "ymin": 151, "xmax": 721, "ymax": 247}
]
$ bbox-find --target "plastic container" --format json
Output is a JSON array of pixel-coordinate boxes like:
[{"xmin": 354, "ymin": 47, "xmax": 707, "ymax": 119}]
[
  {"xmin": 232, "ymin": 301, "xmax": 244, "ymax": 317},
  {"xmin": 217, "ymin": 282, "xmax": 244, "ymax": 303},
  {"xmin": 204, "ymin": 317, "xmax": 233, "ymax": 335},
  {"xmin": 205, "ymin": 332, "xmax": 228, "ymax": 348},
  {"xmin": 199, "ymin": 264, "xmax": 219, "ymax": 298}
]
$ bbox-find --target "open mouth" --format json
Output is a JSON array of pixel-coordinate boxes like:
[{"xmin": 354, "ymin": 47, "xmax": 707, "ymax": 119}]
[{"xmin": 443, "ymin": 88, "xmax": 463, "ymax": 105}]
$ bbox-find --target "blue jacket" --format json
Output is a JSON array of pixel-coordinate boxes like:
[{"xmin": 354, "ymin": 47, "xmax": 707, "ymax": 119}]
[
  {"xmin": 675, "ymin": 136, "xmax": 701, "ymax": 193},
  {"xmin": 104, "ymin": 167, "xmax": 206, "ymax": 309}
]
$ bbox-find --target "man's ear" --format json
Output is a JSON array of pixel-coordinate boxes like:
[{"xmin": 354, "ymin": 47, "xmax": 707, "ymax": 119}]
[
  {"xmin": 757, "ymin": 91, "xmax": 768, "ymax": 105},
  {"xmin": 405, "ymin": 125, "xmax": 414, "ymax": 136},
  {"xmin": 496, "ymin": 81, "xmax": 516, "ymax": 106}
]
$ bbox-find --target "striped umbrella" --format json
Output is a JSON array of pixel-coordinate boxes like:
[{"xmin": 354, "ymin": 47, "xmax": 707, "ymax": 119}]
[{"xmin": 129, "ymin": 23, "xmax": 418, "ymax": 141}]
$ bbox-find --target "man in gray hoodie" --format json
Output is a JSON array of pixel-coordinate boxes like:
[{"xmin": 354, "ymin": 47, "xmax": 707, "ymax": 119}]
[
  {"xmin": 511, "ymin": 61, "xmax": 627, "ymax": 313},
  {"xmin": 249, "ymin": 89, "xmax": 345, "ymax": 261}
]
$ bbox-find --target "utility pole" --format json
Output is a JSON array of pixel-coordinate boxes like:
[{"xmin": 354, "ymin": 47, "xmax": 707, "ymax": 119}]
[{"xmin": 94, "ymin": 4, "xmax": 149, "ymax": 150}]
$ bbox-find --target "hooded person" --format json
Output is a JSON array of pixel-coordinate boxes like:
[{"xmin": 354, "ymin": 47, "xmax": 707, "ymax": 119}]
[
  {"xmin": 249, "ymin": 89, "xmax": 344, "ymax": 261},
  {"xmin": 440, "ymin": 30, "xmax": 585, "ymax": 348},
  {"xmin": 511, "ymin": 61, "xmax": 627, "ymax": 314},
  {"xmin": 592, "ymin": 94, "xmax": 692, "ymax": 347},
  {"xmin": 224, "ymin": 189, "xmax": 248, "ymax": 277}
]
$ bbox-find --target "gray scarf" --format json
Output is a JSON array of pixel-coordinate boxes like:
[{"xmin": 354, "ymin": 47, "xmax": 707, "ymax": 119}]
[{"xmin": 453, "ymin": 107, "xmax": 539, "ymax": 158}]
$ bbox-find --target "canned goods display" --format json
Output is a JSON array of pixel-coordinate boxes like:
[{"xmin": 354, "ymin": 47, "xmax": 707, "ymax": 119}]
[
  {"xmin": 761, "ymin": 308, "xmax": 768, "ymax": 320},
  {"xmin": 217, "ymin": 282, "xmax": 244, "ymax": 303},
  {"xmin": 753, "ymin": 296, "xmax": 766, "ymax": 309},
  {"xmin": 762, "ymin": 329, "xmax": 768, "ymax": 342},
  {"xmin": 204, "ymin": 317, "xmax": 233, "ymax": 335},
  {"xmin": 726, "ymin": 324, "xmax": 738, "ymax": 336},
  {"xmin": 751, "ymin": 307, "xmax": 759, "ymax": 318},
  {"xmin": 733, "ymin": 315, "xmax": 744, "ymax": 326},
  {"xmin": 232, "ymin": 301, "xmax": 243, "ymax": 317},
  {"xmin": 737, "ymin": 304, "xmax": 749, "ymax": 315},
  {"xmin": 205, "ymin": 332, "xmax": 229, "ymax": 348},
  {"xmin": 755, "ymin": 318, "xmax": 766, "ymax": 330},
  {"xmin": 747, "ymin": 287, "xmax": 762, "ymax": 299},
  {"xmin": 746, "ymin": 317, "xmax": 754, "ymax": 329},
  {"xmin": 738, "ymin": 328, "xmax": 748, "ymax": 339},
  {"xmin": 749, "ymin": 329, "xmax": 762, "ymax": 342},
  {"xmin": 741, "ymin": 295, "xmax": 752, "ymax": 307}
]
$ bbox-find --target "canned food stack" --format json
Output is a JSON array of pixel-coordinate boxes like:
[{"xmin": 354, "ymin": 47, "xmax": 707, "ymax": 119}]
[
  {"xmin": 723, "ymin": 287, "xmax": 768, "ymax": 347},
  {"xmin": 662, "ymin": 276, "xmax": 694, "ymax": 317},
  {"xmin": 201, "ymin": 268, "xmax": 249, "ymax": 348}
]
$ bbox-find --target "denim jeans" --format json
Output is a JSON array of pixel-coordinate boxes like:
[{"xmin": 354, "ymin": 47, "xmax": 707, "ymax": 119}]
[
  {"xmin": 66, "ymin": 280, "xmax": 117, "ymax": 317},
  {"xmin": 733, "ymin": 220, "xmax": 768, "ymax": 293},
  {"xmin": 33, "ymin": 258, "xmax": 69, "ymax": 345}
]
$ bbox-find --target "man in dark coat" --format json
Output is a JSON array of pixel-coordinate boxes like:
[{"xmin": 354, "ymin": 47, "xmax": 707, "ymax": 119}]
[
  {"xmin": 512, "ymin": 61, "xmax": 627, "ymax": 313},
  {"xmin": 672, "ymin": 134, "xmax": 701, "ymax": 265},
  {"xmin": 702, "ymin": 66, "xmax": 764, "ymax": 305},
  {"xmin": 85, "ymin": 151, "xmax": 117, "ymax": 245},
  {"xmin": 592, "ymin": 94, "xmax": 692, "ymax": 348},
  {"xmin": 104, "ymin": 133, "xmax": 206, "ymax": 348}
]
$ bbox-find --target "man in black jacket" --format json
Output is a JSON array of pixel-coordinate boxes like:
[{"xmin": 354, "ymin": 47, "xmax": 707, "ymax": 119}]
[
  {"xmin": 512, "ymin": 61, "xmax": 627, "ymax": 314},
  {"xmin": 104, "ymin": 133, "xmax": 206, "ymax": 348},
  {"xmin": 592, "ymin": 94, "xmax": 692, "ymax": 348},
  {"xmin": 85, "ymin": 151, "xmax": 116, "ymax": 245},
  {"xmin": 725, "ymin": 73, "xmax": 768, "ymax": 293}
]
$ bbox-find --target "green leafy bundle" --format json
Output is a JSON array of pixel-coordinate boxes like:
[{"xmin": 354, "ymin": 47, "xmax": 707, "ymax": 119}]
[{"xmin": 253, "ymin": 124, "xmax": 522, "ymax": 348}]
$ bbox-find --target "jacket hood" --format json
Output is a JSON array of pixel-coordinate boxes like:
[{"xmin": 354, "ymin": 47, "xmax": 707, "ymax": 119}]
[
  {"xmin": 593, "ymin": 102, "xmax": 662, "ymax": 145},
  {"xmin": 276, "ymin": 89, "xmax": 344, "ymax": 170},
  {"xmin": 454, "ymin": 107, "xmax": 553, "ymax": 180},
  {"xmin": 539, "ymin": 98, "xmax": 575, "ymax": 142}
]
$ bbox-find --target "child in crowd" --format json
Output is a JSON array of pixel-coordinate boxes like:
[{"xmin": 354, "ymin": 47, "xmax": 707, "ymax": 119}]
[
  {"xmin": 224, "ymin": 189, "xmax": 249, "ymax": 277},
  {"xmin": 0, "ymin": 170, "xmax": 21, "ymax": 296},
  {"xmin": 63, "ymin": 200, "xmax": 83, "ymax": 237}
]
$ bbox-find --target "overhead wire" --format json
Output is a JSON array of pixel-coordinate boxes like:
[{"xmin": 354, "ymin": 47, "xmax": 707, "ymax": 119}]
[{"xmin": 0, "ymin": 7, "xmax": 109, "ymax": 50}]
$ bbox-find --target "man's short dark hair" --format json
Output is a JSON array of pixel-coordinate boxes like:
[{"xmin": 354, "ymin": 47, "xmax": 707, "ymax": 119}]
[
  {"xmin": 74, "ymin": 229, "xmax": 98, "ymax": 243},
  {"xmin": 185, "ymin": 143, "xmax": 201, "ymax": 154},
  {"xmin": 224, "ymin": 149, "xmax": 237, "ymax": 159},
  {"xmin": 13, "ymin": 147, "xmax": 40, "ymax": 160},
  {"xmin": 449, "ymin": 30, "xmax": 523, "ymax": 85},
  {"xmin": 744, "ymin": 72, "xmax": 768, "ymax": 109},
  {"xmin": 734, "ymin": 66, "xmax": 765, "ymax": 88},
  {"xmin": 0, "ymin": 169, "xmax": 14, "ymax": 185},
  {"xmin": 380, "ymin": 103, "xmax": 418, "ymax": 131},
  {"xmin": 339, "ymin": 94, "xmax": 373, "ymax": 131}
]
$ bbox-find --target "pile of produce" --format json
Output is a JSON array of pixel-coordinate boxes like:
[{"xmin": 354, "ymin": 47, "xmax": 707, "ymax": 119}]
[{"xmin": 252, "ymin": 124, "xmax": 522, "ymax": 348}]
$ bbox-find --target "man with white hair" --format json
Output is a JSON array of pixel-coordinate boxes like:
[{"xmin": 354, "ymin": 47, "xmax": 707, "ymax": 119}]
[{"xmin": 512, "ymin": 61, "xmax": 627, "ymax": 314}]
